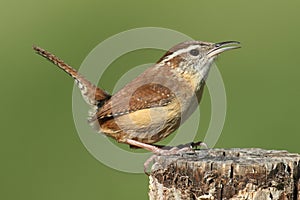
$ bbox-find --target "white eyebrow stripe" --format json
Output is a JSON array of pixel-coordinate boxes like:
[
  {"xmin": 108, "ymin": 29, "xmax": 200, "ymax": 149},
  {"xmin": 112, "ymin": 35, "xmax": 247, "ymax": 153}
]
[{"xmin": 161, "ymin": 45, "xmax": 200, "ymax": 63}]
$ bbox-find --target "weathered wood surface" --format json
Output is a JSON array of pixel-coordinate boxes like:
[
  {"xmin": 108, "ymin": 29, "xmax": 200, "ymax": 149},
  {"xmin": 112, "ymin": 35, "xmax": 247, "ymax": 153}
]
[{"xmin": 149, "ymin": 148, "xmax": 300, "ymax": 200}]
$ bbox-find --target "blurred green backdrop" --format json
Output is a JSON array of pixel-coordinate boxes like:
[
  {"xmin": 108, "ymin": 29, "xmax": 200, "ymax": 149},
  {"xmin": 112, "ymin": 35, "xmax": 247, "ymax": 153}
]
[{"xmin": 1, "ymin": 0, "xmax": 299, "ymax": 199}]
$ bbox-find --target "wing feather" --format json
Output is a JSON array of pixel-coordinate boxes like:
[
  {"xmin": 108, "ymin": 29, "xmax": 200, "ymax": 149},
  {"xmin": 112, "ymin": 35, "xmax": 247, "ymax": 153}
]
[{"xmin": 97, "ymin": 83, "xmax": 175, "ymax": 119}]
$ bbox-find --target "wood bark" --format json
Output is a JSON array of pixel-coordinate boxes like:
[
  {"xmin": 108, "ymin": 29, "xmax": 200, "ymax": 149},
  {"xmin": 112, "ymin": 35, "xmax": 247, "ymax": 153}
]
[{"xmin": 149, "ymin": 148, "xmax": 300, "ymax": 200}]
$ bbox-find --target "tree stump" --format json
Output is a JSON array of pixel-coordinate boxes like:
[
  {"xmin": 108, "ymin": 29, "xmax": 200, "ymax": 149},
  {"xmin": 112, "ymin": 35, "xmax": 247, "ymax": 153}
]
[{"xmin": 148, "ymin": 148, "xmax": 300, "ymax": 200}]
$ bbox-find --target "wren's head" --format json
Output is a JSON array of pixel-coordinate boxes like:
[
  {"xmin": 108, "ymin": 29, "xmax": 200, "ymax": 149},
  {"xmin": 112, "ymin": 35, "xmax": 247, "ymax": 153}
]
[{"xmin": 157, "ymin": 41, "xmax": 240, "ymax": 88}]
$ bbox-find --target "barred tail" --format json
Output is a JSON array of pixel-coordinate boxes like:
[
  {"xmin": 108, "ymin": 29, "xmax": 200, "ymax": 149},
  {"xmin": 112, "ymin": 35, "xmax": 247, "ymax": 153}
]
[{"xmin": 33, "ymin": 46, "xmax": 111, "ymax": 106}]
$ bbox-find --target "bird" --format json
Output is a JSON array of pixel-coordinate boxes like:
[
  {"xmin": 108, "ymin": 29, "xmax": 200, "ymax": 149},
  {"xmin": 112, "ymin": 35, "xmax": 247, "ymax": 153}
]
[{"xmin": 33, "ymin": 40, "xmax": 240, "ymax": 156}]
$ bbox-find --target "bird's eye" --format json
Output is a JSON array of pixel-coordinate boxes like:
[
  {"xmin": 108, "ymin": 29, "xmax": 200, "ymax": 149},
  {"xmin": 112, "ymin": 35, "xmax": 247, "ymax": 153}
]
[{"xmin": 189, "ymin": 49, "xmax": 199, "ymax": 56}]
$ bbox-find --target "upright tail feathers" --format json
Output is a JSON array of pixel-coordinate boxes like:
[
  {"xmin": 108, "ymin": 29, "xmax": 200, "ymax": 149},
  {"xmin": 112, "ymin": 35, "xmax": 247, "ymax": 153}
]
[{"xmin": 33, "ymin": 46, "xmax": 111, "ymax": 107}]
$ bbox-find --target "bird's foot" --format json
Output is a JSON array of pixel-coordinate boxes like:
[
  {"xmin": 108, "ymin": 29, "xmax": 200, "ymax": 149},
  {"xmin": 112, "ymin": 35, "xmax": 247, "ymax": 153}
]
[{"xmin": 124, "ymin": 140, "xmax": 208, "ymax": 175}]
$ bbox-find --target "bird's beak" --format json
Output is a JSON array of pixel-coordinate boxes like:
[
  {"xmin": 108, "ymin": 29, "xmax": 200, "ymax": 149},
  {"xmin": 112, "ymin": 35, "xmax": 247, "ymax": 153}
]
[{"xmin": 207, "ymin": 41, "xmax": 241, "ymax": 58}]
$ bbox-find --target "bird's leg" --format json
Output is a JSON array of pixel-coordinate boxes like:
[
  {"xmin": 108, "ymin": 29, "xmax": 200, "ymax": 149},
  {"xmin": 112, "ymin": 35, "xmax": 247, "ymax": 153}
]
[
  {"xmin": 125, "ymin": 139, "xmax": 164, "ymax": 154},
  {"xmin": 126, "ymin": 139, "xmax": 208, "ymax": 154},
  {"xmin": 125, "ymin": 139, "xmax": 208, "ymax": 175}
]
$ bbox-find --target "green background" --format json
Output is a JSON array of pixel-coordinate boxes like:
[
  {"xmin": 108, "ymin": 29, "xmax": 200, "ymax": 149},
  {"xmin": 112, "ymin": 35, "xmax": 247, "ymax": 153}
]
[{"xmin": 1, "ymin": 0, "xmax": 299, "ymax": 199}]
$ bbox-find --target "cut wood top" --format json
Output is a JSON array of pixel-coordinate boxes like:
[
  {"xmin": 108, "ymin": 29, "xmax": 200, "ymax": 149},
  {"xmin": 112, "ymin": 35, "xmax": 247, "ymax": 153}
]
[{"xmin": 149, "ymin": 148, "xmax": 300, "ymax": 200}]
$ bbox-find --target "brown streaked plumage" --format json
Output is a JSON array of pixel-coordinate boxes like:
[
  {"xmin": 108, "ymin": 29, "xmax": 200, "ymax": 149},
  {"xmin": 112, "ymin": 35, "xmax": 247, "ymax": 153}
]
[
  {"xmin": 33, "ymin": 46, "xmax": 111, "ymax": 106},
  {"xmin": 33, "ymin": 40, "xmax": 240, "ymax": 154}
]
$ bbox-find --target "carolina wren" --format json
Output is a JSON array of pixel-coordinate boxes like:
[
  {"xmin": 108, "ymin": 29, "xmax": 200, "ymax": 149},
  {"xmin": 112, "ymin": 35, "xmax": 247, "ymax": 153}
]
[{"xmin": 33, "ymin": 40, "xmax": 240, "ymax": 154}]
